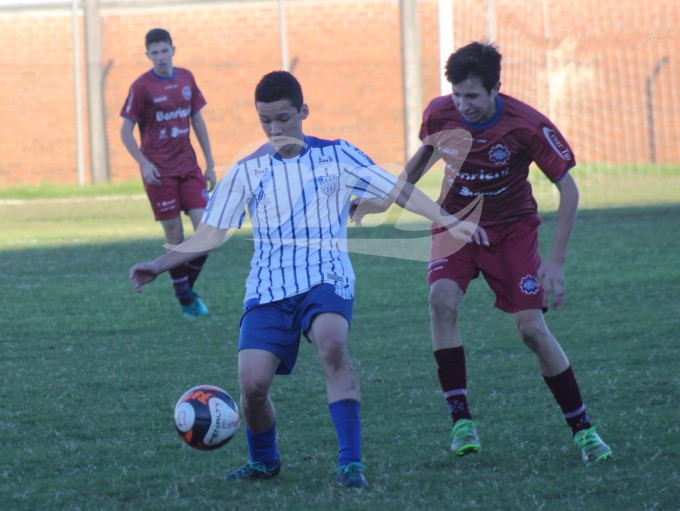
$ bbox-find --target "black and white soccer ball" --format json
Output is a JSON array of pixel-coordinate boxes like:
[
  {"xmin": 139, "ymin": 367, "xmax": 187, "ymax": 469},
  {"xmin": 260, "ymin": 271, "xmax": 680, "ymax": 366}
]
[{"xmin": 174, "ymin": 385, "xmax": 240, "ymax": 450}]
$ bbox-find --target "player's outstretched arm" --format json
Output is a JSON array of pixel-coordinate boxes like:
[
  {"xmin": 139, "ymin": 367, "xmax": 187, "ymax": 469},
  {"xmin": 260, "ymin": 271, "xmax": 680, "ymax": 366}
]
[
  {"xmin": 350, "ymin": 145, "xmax": 436, "ymax": 226},
  {"xmin": 129, "ymin": 223, "xmax": 229, "ymax": 292},
  {"xmin": 391, "ymin": 181, "xmax": 488, "ymax": 246}
]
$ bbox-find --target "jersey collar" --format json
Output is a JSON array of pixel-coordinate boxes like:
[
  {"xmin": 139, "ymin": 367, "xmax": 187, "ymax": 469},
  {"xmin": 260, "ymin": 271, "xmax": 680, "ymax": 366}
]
[
  {"xmin": 151, "ymin": 68, "xmax": 176, "ymax": 81},
  {"xmin": 460, "ymin": 95, "xmax": 504, "ymax": 130},
  {"xmin": 270, "ymin": 135, "xmax": 310, "ymax": 162}
]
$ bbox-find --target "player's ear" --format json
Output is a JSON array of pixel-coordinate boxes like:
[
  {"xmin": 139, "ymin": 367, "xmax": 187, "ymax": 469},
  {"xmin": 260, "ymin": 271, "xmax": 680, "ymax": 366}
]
[
  {"xmin": 300, "ymin": 104, "xmax": 309, "ymax": 120},
  {"xmin": 493, "ymin": 81, "xmax": 501, "ymax": 94}
]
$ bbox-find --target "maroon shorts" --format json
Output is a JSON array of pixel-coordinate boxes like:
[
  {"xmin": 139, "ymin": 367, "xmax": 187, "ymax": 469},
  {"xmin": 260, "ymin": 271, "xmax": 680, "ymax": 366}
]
[
  {"xmin": 427, "ymin": 215, "xmax": 544, "ymax": 313},
  {"xmin": 144, "ymin": 168, "xmax": 208, "ymax": 221}
]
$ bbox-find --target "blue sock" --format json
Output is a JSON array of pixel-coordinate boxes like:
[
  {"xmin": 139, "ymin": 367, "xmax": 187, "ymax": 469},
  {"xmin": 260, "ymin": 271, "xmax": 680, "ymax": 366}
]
[
  {"xmin": 328, "ymin": 399, "xmax": 361, "ymax": 467},
  {"xmin": 245, "ymin": 423, "xmax": 279, "ymax": 468}
]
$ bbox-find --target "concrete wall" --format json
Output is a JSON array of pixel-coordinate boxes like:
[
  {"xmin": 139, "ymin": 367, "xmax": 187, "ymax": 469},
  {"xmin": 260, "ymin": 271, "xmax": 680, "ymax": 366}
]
[{"xmin": 1, "ymin": 0, "xmax": 678, "ymax": 186}]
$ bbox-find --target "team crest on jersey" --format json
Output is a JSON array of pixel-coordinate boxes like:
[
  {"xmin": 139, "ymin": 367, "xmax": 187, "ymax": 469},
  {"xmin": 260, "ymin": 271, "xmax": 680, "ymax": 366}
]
[
  {"xmin": 519, "ymin": 275, "xmax": 540, "ymax": 295},
  {"xmin": 488, "ymin": 144, "xmax": 511, "ymax": 165},
  {"xmin": 182, "ymin": 86, "xmax": 192, "ymax": 100},
  {"xmin": 317, "ymin": 175, "xmax": 339, "ymax": 195}
]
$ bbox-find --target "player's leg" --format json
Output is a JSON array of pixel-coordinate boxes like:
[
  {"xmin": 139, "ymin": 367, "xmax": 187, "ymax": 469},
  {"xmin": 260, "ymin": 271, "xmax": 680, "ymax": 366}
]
[
  {"xmin": 226, "ymin": 299, "xmax": 303, "ymax": 481},
  {"xmin": 514, "ymin": 309, "xmax": 611, "ymax": 463},
  {"xmin": 173, "ymin": 207, "xmax": 210, "ymax": 315},
  {"xmin": 306, "ymin": 297, "xmax": 366, "ymax": 489},
  {"xmin": 489, "ymin": 216, "xmax": 610, "ymax": 463},
  {"xmin": 308, "ymin": 312, "xmax": 357, "ymax": 402},
  {"xmin": 144, "ymin": 177, "xmax": 197, "ymax": 316},
  {"xmin": 427, "ymin": 233, "xmax": 481, "ymax": 457},
  {"xmin": 185, "ymin": 208, "xmax": 209, "ymax": 288},
  {"xmin": 158, "ymin": 214, "xmax": 197, "ymax": 316},
  {"xmin": 179, "ymin": 169, "xmax": 211, "ymax": 313},
  {"xmin": 224, "ymin": 350, "xmax": 282, "ymax": 481}
]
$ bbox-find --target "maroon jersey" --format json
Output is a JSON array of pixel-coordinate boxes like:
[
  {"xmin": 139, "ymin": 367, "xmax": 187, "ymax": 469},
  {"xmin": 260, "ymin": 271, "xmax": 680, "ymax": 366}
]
[
  {"xmin": 121, "ymin": 67, "xmax": 206, "ymax": 177},
  {"xmin": 419, "ymin": 93, "xmax": 576, "ymax": 226}
]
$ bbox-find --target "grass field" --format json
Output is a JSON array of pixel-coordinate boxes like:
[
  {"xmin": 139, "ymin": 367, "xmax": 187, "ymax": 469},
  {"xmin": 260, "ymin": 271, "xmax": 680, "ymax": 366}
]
[{"xmin": 1, "ymin": 183, "xmax": 679, "ymax": 510}]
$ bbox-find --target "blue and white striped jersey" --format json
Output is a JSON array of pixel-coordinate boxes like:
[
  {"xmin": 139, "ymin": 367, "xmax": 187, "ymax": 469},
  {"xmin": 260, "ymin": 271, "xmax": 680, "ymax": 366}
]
[{"xmin": 202, "ymin": 135, "xmax": 397, "ymax": 305}]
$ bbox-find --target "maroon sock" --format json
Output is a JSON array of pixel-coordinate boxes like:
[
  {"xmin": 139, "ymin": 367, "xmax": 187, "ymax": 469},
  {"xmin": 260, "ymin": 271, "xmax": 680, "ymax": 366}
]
[
  {"xmin": 543, "ymin": 366, "xmax": 592, "ymax": 435},
  {"xmin": 186, "ymin": 255, "xmax": 208, "ymax": 288},
  {"xmin": 434, "ymin": 347, "xmax": 472, "ymax": 424},
  {"xmin": 169, "ymin": 266, "xmax": 193, "ymax": 306}
]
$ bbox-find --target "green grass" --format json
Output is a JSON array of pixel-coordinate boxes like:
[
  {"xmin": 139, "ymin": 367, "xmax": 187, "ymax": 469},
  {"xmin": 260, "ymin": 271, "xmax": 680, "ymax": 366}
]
[
  {"xmin": 1, "ymin": 192, "xmax": 679, "ymax": 510},
  {"xmin": 0, "ymin": 180, "xmax": 145, "ymax": 200}
]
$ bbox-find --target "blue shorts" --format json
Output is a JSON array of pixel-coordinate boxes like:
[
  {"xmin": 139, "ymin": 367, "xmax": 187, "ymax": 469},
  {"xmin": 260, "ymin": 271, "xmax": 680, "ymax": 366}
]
[{"xmin": 239, "ymin": 283, "xmax": 354, "ymax": 375}]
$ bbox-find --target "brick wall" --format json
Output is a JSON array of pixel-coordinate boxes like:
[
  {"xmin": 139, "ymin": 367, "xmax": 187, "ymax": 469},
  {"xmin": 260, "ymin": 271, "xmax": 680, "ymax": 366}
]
[{"xmin": 0, "ymin": 0, "xmax": 678, "ymax": 187}]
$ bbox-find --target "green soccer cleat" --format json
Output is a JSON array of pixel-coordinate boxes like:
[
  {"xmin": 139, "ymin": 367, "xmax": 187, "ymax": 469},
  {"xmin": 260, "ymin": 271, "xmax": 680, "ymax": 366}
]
[
  {"xmin": 191, "ymin": 291, "xmax": 209, "ymax": 316},
  {"xmin": 573, "ymin": 427, "xmax": 612, "ymax": 464},
  {"xmin": 335, "ymin": 462, "xmax": 368, "ymax": 489},
  {"xmin": 224, "ymin": 460, "xmax": 281, "ymax": 481},
  {"xmin": 450, "ymin": 419, "xmax": 481, "ymax": 457}
]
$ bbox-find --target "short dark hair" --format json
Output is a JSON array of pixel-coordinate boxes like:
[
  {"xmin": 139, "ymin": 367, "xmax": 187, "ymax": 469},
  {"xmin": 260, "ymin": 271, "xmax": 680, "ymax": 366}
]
[
  {"xmin": 445, "ymin": 41, "xmax": 502, "ymax": 93},
  {"xmin": 254, "ymin": 71, "xmax": 304, "ymax": 111},
  {"xmin": 145, "ymin": 28, "xmax": 173, "ymax": 49}
]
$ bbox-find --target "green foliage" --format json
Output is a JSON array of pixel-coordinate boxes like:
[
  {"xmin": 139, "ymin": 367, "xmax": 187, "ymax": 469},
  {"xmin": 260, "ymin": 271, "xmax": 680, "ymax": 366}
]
[{"xmin": 1, "ymin": 197, "xmax": 679, "ymax": 510}]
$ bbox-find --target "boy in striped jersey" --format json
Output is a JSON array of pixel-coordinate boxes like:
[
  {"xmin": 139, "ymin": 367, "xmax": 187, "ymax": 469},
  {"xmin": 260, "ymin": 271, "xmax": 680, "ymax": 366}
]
[{"xmin": 129, "ymin": 71, "xmax": 480, "ymax": 488}]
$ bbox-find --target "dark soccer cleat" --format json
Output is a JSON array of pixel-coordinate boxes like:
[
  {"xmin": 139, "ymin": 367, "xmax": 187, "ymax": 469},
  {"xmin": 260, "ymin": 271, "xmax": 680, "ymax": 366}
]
[
  {"xmin": 335, "ymin": 462, "xmax": 368, "ymax": 489},
  {"xmin": 224, "ymin": 460, "xmax": 281, "ymax": 481}
]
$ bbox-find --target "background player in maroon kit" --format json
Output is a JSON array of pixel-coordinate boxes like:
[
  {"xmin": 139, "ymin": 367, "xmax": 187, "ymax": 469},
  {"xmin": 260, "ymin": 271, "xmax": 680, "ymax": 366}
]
[
  {"xmin": 121, "ymin": 28, "xmax": 216, "ymax": 318},
  {"xmin": 352, "ymin": 41, "xmax": 611, "ymax": 464}
]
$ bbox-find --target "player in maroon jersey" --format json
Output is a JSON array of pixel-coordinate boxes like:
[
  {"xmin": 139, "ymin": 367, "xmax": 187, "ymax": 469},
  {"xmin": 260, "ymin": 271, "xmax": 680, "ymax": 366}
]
[
  {"xmin": 352, "ymin": 41, "xmax": 611, "ymax": 464},
  {"xmin": 121, "ymin": 28, "xmax": 216, "ymax": 318}
]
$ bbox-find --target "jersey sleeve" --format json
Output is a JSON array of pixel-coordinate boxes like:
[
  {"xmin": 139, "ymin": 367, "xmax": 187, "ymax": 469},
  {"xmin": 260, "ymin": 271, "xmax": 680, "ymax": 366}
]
[
  {"xmin": 202, "ymin": 163, "xmax": 252, "ymax": 229},
  {"xmin": 530, "ymin": 121, "xmax": 577, "ymax": 182},
  {"xmin": 418, "ymin": 103, "xmax": 432, "ymax": 141},
  {"xmin": 120, "ymin": 82, "xmax": 145, "ymax": 123},
  {"xmin": 188, "ymin": 71, "xmax": 207, "ymax": 114},
  {"xmin": 339, "ymin": 140, "xmax": 397, "ymax": 199}
]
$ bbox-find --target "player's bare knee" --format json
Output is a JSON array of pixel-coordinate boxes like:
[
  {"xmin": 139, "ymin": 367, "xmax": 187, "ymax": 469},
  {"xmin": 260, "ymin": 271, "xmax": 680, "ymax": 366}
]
[
  {"xmin": 317, "ymin": 337, "xmax": 350, "ymax": 372},
  {"xmin": 428, "ymin": 287, "xmax": 458, "ymax": 320},
  {"xmin": 516, "ymin": 320, "xmax": 549, "ymax": 352},
  {"xmin": 239, "ymin": 379, "xmax": 270, "ymax": 408}
]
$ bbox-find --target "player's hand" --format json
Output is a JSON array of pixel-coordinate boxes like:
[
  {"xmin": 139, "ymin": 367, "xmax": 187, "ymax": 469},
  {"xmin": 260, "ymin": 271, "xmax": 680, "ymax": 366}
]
[
  {"xmin": 349, "ymin": 197, "xmax": 392, "ymax": 226},
  {"xmin": 141, "ymin": 162, "xmax": 161, "ymax": 187},
  {"xmin": 538, "ymin": 260, "xmax": 565, "ymax": 309},
  {"xmin": 205, "ymin": 167, "xmax": 216, "ymax": 192},
  {"xmin": 129, "ymin": 261, "xmax": 161, "ymax": 292},
  {"xmin": 447, "ymin": 221, "xmax": 489, "ymax": 246},
  {"xmin": 469, "ymin": 225, "xmax": 489, "ymax": 246}
]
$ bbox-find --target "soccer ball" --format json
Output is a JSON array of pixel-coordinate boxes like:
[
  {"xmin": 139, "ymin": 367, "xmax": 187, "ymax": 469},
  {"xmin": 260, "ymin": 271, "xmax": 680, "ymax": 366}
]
[{"xmin": 174, "ymin": 385, "xmax": 240, "ymax": 450}]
